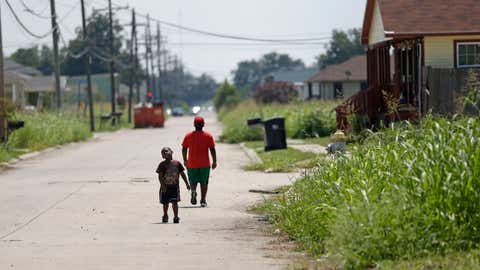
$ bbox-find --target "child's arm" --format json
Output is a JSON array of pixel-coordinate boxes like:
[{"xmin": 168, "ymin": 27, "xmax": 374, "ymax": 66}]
[{"xmin": 180, "ymin": 171, "xmax": 190, "ymax": 190}]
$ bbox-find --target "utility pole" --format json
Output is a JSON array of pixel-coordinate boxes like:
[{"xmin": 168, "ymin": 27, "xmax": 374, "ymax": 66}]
[
  {"xmin": 128, "ymin": 10, "xmax": 136, "ymax": 123},
  {"xmin": 49, "ymin": 0, "xmax": 61, "ymax": 109},
  {"xmin": 80, "ymin": 0, "xmax": 95, "ymax": 132},
  {"xmin": 0, "ymin": 2, "xmax": 6, "ymax": 142},
  {"xmin": 147, "ymin": 16, "xmax": 157, "ymax": 102},
  {"xmin": 134, "ymin": 17, "xmax": 140, "ymax": 103},
  {"xmin": 144, "ymin": 14, "xmax": 151, "ymax": 102},
  {"xmin": 156, "ymin": 23, "xmax": 163, "ymax": 101},
  {"xmin": 108, "ymin": 0, "xmax": 117, "ymax": 125}
]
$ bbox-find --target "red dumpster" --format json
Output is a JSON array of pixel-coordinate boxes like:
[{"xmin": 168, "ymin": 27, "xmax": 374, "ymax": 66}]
[
  {"xmin": 134, "ymin": 103, "xmax": 164, "ymax": 128},
  {"xmin": 151, "ymin": 102, "xmax": 165, "ymax": 127}
]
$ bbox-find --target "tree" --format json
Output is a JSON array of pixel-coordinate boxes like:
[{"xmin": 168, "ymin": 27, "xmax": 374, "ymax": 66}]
[
  {"xmin": 9, "ymin": 45, "xmax": 55, "ymax": 75},
  {"xmin": 10, "ymin": 46, "xmax": 40, "ymax": 68},
  {"xmin": 316, "ymin": 28, "xmax": 364, "ymax": 69},
  {"xmin": 213, "ymin": 80, "xmax": 241, "ymax": 111},
  {"xmin": 61, "ymin": 10, "xmax": 127, "ymax": 76},
  {"xmin": 232, "ymin": 52, "xmax": 305, "ymax": 91}
]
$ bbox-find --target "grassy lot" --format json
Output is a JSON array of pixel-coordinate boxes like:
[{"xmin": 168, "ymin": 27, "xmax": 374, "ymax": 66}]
[
  {"xmin": 256, "ymin": 116, "xmax": 480, "ymax": 268},
  {"xmin": 219, "ymin": 100, "xmax": 338, "ymax": 143},
  {"xmin": 243, "ymin": 141, "xmax": 319, "ymax": 172},
  {"xmin": 0, "ymin": 104, "xmax": 136, "ymax": 163},
  {"xmin": 1, "ymin": 111, "xmax": 92, "ymax": 163}
]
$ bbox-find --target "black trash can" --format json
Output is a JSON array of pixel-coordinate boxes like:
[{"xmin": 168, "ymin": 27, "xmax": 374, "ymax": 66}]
[{"xmin": 263, "ymin": 117, "xmax": 287, "ymax": 151}]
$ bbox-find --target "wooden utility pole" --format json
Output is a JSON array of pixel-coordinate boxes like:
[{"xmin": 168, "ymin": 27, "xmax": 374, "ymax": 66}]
[
  {"xmin": 147, "ymin": 16, "xmax": 157, "ymax": 101},
  {"xmin": 49, "ymin": 0, "xmax": 61, "ymax": 109},
  {"xmin": 108, "ymin": 0, "xmax": 117, "ymax": 126},
  {"xmin": 144, "ymin": 14, "xmax": 151, "ymax": 101},
  {"xmin": 156, "ymin": 23, "xmax": 163, "ymax": 101},
  {"xmin": 0, "ymin": 2, "xmax": 6, "ymax": 142},
  {"xmin": 134, "ymin": 16, "xmax": 140, "ymax": 103},
  {"xmin": 80, "ymin": 0, "xmax": 95, "ymax": 131},
  {"xmin": 128, "ymin": 10, "xmax": 136, "ymax": 123}
]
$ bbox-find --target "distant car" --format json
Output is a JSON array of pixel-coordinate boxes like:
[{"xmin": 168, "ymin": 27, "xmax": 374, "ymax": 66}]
[
  {"xmin": 191, "ymin": 106, "xmax": 201, "ymax": 115},
  {"xmin": 172, "ymin": 107, "xmax": 184, "ymax": 116}
]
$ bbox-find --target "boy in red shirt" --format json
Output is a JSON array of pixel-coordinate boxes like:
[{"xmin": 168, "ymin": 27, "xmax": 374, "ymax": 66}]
[
  {"xmin": 182, "ymin": 116, "xmax": 217, "ymax": 207},
  {"xmin": 156, "ymin": 147, "xmax": 190, "ymax": 223}
]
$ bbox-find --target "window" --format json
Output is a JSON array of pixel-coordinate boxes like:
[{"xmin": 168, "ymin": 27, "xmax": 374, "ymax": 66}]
[
  {"xmin": 457, "ymin": 42, "xmax": 480, "ymax": 68},
  {"xmin": 333, "ymin": 82, "xmax": 343, "ymax": 98}
]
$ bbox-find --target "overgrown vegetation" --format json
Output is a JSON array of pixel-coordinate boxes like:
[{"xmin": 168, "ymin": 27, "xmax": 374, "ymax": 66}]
[
  {"xmin": 0, "ymin": 111, "xmax": 92, "ymax": 163},
  {"xmin": 260, "ymin": 116, "xmax": 480, "ymax": 268},
  {"xmin": 243, "ymin": 141, "xmax": 319, "ymax": 172},
  {"xmin": 219, "ymin": 100, "xmax": 337, "ymax": 143}
]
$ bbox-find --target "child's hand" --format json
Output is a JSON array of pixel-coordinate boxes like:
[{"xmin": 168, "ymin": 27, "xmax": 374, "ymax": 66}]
[{"xmin": 160, "ymin": 184, "xmax": 167, "ymax": 193}]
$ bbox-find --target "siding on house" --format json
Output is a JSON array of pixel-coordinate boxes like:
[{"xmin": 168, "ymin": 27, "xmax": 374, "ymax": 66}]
[
  {"xmin": 343, "ymin": 82, "xmax": 362, "ymax": 98},
  {"xmin": 369, "ymin": 0, "xmax": 389, "ymax": 45},
  {"xmin": 424, "ymin": 35, "xmax": 480, "ymax": 68}
]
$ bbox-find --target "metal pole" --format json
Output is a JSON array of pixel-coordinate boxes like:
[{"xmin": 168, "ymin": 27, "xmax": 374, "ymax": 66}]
[
  {"xmin": 49, "ymin": 0, "xmax": 61, "ymax": 109},
  {"xmin": 108, "ymin": 0, "xmax": 116, "ymax": 126},
  {"xmin": 0, "ymin": 2, "xmax": 6, "ymax": 142},
  {"xmin": 81, "ymin": 0, "xmax": 95, "ymax": 131},
  {"xmin": 128, "ymin": 10, "xmax": 136, "ymax": 123}
]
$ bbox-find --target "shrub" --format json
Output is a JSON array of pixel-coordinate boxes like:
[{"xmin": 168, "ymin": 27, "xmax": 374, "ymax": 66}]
[
  {"xmin": 219, "ymin": 100, "xmax": 337, "ymax": 143},
  {"xmin": 213, "ymin": 81, "xmax": 242, "ymax": 111}
]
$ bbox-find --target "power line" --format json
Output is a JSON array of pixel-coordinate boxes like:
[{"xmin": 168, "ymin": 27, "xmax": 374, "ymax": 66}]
[
  {"xmin": 3, "ymin": 0, "xmax": 80, "ymax": 39},
  {"xmin": 19, "ymin": 0, "xmax": 52, "ymax": 19},
  {"xmin": 106, "ymin": 0, "xmax": 331, "ymax": 43}
]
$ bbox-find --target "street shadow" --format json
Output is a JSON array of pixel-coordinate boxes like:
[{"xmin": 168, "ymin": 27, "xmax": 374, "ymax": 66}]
[
  {"xmin": 179, "ymin": 206, "xmax": 203, "ymax": 209},
  {"xmin": 151, "ymin": 222, "xmax": 174, "ymax": 225}
]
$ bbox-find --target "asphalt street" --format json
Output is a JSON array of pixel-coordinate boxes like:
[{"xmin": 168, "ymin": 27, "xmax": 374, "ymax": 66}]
[{"xmin": 0, "ymin": 113, "xmax": 296, "ymax": 270}]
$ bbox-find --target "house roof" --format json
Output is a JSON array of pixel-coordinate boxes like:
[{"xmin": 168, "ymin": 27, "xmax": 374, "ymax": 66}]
[
  {"xmin": 25, "ymin": 76, "xmax": 68, "ymax": 92},
  {"xmin": 4, "ymin": 59, "xmax": 42, "ymax": 76},
  {"xmin": 362, "ymin": 0, "xmax": 480, "ymax": 44},
  {"xmin": 307, "ymin": 55, "xmax": 366, "ymax": 83},
  {"xmin": 269, "ymin": 68, "xmax": 318, "ymax": 84}
]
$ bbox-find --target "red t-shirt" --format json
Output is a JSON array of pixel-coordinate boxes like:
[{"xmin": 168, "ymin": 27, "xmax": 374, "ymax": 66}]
[{"xmin": 182, "ymin": 131, "xmax": 215, "ymax": 169}]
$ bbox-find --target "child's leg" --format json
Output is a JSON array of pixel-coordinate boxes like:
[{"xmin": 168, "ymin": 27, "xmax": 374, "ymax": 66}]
[
  {"xmin": 163, "ymin": 203, "xmax": 169, "ymax": 217},
  {"xmin": 172, "ymin": 202, "xmax": 178, "ymax": 218}
]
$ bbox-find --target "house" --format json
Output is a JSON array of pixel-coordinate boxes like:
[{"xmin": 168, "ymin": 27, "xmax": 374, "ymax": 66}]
[
  {"xmin": 307, "ymin": 55, "xmax": 368, "ymax": 100},
  {"xmin": 24, "ymin": 76, "xmax": 68, "ymax": 107},
  {"xmin": 4, "ymin": 70, "xmax": 29, "ymax": 108},
  {"xmin": 268, "ymin": 68, "xmax": 317, "ymax": 100},
  {"xmin": 338, "ymin": 0, "xmax": 480, "ymax": 129},
  {"xmin": 4, "ymin": 59, "xmax": 42, "ymax": 77}
]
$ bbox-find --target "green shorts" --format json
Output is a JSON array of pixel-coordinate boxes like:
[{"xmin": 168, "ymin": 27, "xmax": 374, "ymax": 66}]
[{"xmin": 187, "ymin": 167, "xmax": 210, "ymax": 185}]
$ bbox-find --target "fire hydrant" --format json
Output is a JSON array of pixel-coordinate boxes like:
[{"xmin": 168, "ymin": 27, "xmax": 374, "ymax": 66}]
[{"xmin": 326, "ymin": 130, "xmax": 347, "ymax": 154}]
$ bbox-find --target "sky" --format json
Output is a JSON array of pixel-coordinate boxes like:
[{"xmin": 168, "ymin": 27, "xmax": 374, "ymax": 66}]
[{"xmin": 1, "ymin": 0, "xmax": 367, "ymax": 81}]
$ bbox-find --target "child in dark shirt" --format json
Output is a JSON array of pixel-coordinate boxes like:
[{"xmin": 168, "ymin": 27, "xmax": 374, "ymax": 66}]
[{"xmin": 156, "ymin": 147, "xmax": 190, "ymax": 223}]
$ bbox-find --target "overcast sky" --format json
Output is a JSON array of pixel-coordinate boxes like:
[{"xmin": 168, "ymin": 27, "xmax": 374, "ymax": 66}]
[{"xmin": 2, "ymin": 0, "xmax": 367, "ymax": 81}]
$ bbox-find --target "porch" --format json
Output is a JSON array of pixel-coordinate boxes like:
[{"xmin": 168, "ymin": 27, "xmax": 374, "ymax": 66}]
[{"xmin": 336, "ymin": 38, "xmax": 425, "ymax": 130}]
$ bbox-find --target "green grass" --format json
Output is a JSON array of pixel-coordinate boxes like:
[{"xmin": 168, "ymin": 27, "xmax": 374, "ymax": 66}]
[
  {"xmin": 258, "ymin": 116, "xmax": 480, "ymax": 268},
  {"xmin": 243, "ymin": 141, "xmax": 319, "ymax": 172},
  {"xmin": 219, "ymin": 100, "xmax": 338, "ymax": 143},
  {"xmin": 0, "ymin": 111, "xmax": 92, "ymax": 163},
  {"xmin": 303, "ymin": 136, "xmax": 331, "ymax": 146}
]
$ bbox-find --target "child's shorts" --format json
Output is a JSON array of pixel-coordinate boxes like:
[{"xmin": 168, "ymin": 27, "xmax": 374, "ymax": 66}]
[{"xmin": 159, "ymin": 185, "xmax": 180, "ymax": 205}]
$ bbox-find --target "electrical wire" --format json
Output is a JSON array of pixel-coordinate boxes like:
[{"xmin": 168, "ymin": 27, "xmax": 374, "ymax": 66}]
[
  {"xmin": 3, "ymin": 0, "xmax": 80, "ymax": 39},
  {"xmin": 19, "ymin": 0, "xmax": 52, "ymax": 19},
  {"xmin": 105, "ymin": 0, "xmax": 331, "ymax": 43}
]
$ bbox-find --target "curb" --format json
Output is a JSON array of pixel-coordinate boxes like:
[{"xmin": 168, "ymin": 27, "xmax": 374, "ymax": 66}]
[{"xmin": 239, "ymin": 143, "xmax": 262, "ymax": 164}]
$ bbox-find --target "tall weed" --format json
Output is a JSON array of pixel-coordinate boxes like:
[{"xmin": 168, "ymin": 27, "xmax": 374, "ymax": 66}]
[
  {"xmin": 265, "ymin": 116, "xmax": 480, "ymax": 268},
  {"xmin": 219, "ymin": 100, "xmax": 337, "ymax": 143}
]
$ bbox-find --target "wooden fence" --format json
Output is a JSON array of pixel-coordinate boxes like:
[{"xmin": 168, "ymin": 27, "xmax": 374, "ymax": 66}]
[{"xmin": 425, "ymin": 67, "xmax": 479, "ymax": 114}]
